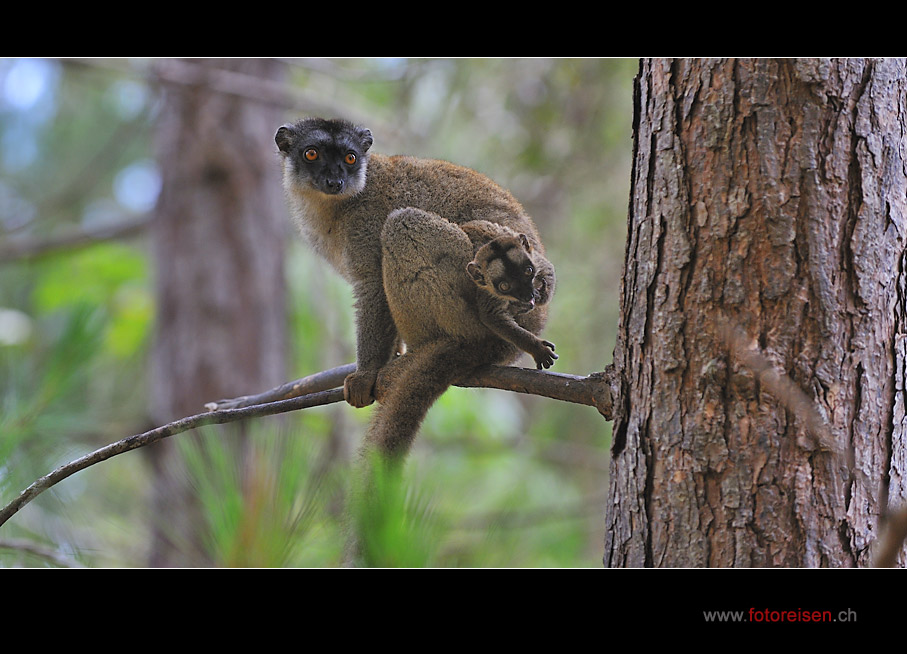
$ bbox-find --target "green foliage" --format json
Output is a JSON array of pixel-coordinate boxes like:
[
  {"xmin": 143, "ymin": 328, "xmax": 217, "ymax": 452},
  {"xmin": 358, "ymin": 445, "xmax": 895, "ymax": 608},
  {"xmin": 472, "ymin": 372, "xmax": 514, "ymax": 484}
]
[
  {"xmin": 423, "ymin": 387, "xmax": 525, "ymax": 443},
  {"xmin": 1, "ymin": 305, "xmax": 102, "ymax": 467},
  {"xmin": 179, "ymin": 425, "xmax": 338, "ymax": 567},
  {"xmin": 411, "ymin": 435, "xmax": 602, "ymax": 568},
  {"xmin": 0, "ymin": 304, "xmax": 112, "ymax": 567},
  {"xmin": 31, "ymin": 242, "xmax": 151, "ymax": 359},
  {"xmin": 349, "ymin": 452, "xmax": 441, "ymax": 567}
]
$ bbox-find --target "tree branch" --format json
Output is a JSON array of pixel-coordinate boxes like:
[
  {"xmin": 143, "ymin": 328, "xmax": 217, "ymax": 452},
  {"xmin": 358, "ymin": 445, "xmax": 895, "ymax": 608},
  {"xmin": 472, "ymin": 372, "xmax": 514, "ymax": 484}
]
[
  {"xmin": 207, "ymin": 362, "xmax": 618, "ymax": 418},
  {"xmin": 0, "ymin": 363, "xmax": 615, "ymax": 529},
  {"xmin": 0, "ymin": 388, "xmax": 342, "ymax": 528},
  {"xmin": 204, "ymin": 363, "xmax": 356, "ymax": 410},
  {"xmin": 0, "ymin": 215, "xmax": 149, "ymax": 263},
  {"xmin": 457, "ymin": 365, "xmax": 617, "ymax": 417}
]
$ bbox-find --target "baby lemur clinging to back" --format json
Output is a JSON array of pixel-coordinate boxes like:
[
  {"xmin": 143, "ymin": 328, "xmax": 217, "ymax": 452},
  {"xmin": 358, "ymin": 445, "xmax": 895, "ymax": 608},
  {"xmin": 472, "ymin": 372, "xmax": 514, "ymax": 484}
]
[
  {"xmin": 461, "ymin": 220, "xmax": 557, "ymax": 370},
  {"xmin": 276, "ymin": 117, "xmax": 556, "ymax": 460}
]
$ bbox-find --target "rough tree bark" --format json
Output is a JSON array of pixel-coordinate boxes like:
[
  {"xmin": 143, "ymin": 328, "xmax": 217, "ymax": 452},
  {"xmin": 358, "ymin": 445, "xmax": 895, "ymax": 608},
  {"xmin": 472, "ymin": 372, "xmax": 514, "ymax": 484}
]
[
  {"xmin": 147, "ymin": 59, "xmax": 288, "ymax": 566},
  {"xmin": 605, "ymin": 58, "xmax": 906, "ymax": 567}
]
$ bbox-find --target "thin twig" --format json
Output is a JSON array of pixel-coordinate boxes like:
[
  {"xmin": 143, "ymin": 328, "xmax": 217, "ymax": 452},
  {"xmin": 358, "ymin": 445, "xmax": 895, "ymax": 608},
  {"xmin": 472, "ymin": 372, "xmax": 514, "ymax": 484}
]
[
  {"xmin": 0, "ymin": 364, "xmax": 615, "ymax": 530},
  {"xmin": 0, "ymin": 388, "xmax": 342, "ymax": 528},
  {"xmin": 205, "ymin": 363, "xmax": 356, "ymax": 411}
]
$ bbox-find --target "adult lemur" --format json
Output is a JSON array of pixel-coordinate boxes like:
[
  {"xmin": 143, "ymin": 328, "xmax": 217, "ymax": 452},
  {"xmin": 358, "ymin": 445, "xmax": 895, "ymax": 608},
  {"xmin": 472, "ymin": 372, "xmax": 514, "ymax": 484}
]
[{"xmin": 276, "ymin": 117, "xmax": 555, "ymax": 459}]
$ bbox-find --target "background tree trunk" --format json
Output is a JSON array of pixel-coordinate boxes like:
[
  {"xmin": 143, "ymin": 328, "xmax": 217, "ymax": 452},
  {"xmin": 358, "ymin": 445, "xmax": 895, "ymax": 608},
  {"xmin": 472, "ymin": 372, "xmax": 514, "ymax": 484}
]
[
  {"xmin": 605, "ymin": 58, "xmax": 907, "ymax": 567},
  {"xmin": 147, "ymin": 59, "xmax": 288, "ymax": 566}
]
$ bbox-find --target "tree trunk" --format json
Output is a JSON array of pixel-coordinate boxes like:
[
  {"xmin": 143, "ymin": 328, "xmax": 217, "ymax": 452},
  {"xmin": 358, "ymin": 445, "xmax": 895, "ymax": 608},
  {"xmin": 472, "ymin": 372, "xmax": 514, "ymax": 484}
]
[
  {"xmin": 605, "ymin": 58, "xmax": 907, "ymax": 567},
  {"xmin": 147, "ymin": 58, "xmax": 288, "ymax": 566}
]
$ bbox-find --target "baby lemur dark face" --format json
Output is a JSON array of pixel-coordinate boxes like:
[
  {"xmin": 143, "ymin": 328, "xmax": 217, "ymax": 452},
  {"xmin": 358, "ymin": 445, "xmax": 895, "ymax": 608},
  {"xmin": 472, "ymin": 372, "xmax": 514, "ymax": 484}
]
[
  {"xmin": 467, "ymin": 234, "xmax": 542, "ymax": 314},
  {"xmin": 275, "ymin": 117, "xmax": 373, "ymax": 197}
]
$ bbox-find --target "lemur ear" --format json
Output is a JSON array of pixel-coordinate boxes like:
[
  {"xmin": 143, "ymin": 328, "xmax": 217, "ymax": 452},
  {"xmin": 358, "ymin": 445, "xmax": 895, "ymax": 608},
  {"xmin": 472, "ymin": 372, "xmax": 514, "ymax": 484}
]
[
  {"xmin": 358, "ymin": 128, "xmax": 373, "ymax": 152},
  {"xmin": 275, "ymin": 124, "xmax": 296, "ymax": 153},
  {"xmin": 519, "ymin": 234, "xmax": 531, "ymax": 252},
  {"xmin": 466, "ymin": 261, "xmax": 484, "ymax": 284}
]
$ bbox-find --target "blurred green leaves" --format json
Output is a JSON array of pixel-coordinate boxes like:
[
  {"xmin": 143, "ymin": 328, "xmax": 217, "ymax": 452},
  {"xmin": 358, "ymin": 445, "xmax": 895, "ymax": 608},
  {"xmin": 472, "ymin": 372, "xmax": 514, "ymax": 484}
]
[
  {"xmin": 180, "ymin": 426, "xmax": 335, "ymax": 568},
  {"xmin": 30, "ymin": 242, "xmax": 150, "ymax": 360},
  {"xmin": 349, "ymin": 453, "xmax": 440, "ymax": 568},
  {"xmin": 0, "ymin": 303, "xmax": 104, "ymax": 516}
]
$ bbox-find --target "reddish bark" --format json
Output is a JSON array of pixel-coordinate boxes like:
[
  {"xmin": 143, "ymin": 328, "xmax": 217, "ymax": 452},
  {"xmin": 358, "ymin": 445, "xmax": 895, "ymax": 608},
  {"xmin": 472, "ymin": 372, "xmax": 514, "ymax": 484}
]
[{"xmin": 606, "ymin": 58, "xmax": 907, "ymax": 567}]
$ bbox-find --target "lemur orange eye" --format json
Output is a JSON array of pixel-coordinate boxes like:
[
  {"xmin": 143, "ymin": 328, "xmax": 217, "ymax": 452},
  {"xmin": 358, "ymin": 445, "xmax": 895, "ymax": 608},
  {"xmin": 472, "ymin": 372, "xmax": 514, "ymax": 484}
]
[
  {"xmin": 498, "ymin": 281, "xmax": 511, "ymax": 293},
  {"xmin": 304, "ymin": 148, "xmax": 318, "ymax": 161},
  {"xmin": 345, "ymin": 152, "xmax": 357, "ymax": 165},
  {"xmin": 524, "ymin": 265, "xmax": 534, "ymax": 276}
]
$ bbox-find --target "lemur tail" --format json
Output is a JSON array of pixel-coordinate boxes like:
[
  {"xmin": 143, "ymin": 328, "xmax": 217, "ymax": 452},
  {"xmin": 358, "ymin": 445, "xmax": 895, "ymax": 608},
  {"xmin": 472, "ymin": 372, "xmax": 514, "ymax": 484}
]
[{"xmin": 364, "ymin": 340, "xmax": 478, "ymax": 461}]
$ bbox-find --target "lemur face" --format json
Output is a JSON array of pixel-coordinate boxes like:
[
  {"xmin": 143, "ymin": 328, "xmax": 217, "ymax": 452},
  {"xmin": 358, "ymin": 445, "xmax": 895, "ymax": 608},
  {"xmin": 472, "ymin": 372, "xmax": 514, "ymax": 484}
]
[
  {"xmin": 467, "ymin": 234, "xmax": 540, "ymax": 314},
  {"xmin": 276, "ymin": 118, "xmax": 373, "ymax": 197}
]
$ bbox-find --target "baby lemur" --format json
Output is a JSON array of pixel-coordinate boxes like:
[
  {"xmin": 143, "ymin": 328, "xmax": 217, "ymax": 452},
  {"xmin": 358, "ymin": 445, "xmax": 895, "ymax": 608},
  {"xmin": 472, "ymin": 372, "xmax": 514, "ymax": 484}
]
[
  {"xmin": 276, "ymin": 117, "xmax": 555, "ymax": 459},
  {"xmin": 461, "ymin": 220, "xmax": 557, "ymax": 370}
]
